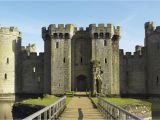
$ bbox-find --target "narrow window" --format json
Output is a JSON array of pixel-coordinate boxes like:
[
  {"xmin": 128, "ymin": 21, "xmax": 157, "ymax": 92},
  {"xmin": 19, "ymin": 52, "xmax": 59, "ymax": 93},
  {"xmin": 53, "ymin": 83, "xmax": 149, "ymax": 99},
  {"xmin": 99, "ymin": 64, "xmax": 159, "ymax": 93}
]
[
  {"xmin": 56, "ymin": 42, "xmax": 59, "ymax": 48},
  {"xmin": 7, "ymin": 58, "xmax": 9, "ymax": 64},
  {"xmin": 63, "ymin": 57, "xmax": 66, "ymax": 63},
  {"xmin": 4, "ymin": 73, "xmax": 7, "ymax": 80},
  {"xmin": 100, "ymin": 33, "xmax": 104, "ymax": 39},
  {"xmin": 65, "ymin": 33, "xmax": 69, "ymax": 39},
  {"xmin": 157, "ymin": 76, "xmax": 159, "ymax": 86},
  {"xmin": 94, "ymin": 33, "xmax": 98, "ymax": 39},
  {"xmin": 53, "ymin": 33, "xmax": 58, "ymax": 39},
  {"xmin": 105, "ymin": 33, "xmax": 110, "ymax": 39},
  {"xmin": 80, "ymin": 57, "xmax": 83, "ymax": 63},
  {"xmin": 104, "ymin": 40, "xmax": 107, "ymax": 46},
  {"xmin": 59, "ymin": 33, "xmax": 63, "ymax": 39},
  {"xmin": 33, "ymin": 67, "xmax": 36, "ymax": 73},
  {"xmin": 105, "ymin": 58, "xmax": 107, "ymax": 63}
]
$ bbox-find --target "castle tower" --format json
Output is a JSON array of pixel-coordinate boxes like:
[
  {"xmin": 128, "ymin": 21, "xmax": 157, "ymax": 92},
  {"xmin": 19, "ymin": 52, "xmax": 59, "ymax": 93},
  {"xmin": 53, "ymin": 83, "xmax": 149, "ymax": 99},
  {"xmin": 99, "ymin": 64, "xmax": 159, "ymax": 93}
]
[
  {"xmin": 0, "ymin": 27, "xmax": 21, "ymax": 98},
  {"xmin": 42, "ymin": 24, "xmax": 75, "ymax": 94},
  {"xmin": 89, "ymin": 24, "xmax": 121, "ymax": 95},
  {"xmin": 145, "ymin": 22, "xmax": 160, "ymax": 95}
]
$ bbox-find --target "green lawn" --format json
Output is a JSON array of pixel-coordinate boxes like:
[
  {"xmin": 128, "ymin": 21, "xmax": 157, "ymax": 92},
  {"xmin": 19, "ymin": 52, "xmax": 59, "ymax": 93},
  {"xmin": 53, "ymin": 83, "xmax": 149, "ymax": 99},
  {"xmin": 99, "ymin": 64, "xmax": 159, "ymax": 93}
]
[
  {"xmin": 21, "ymin": 95, "xmax": 72, "ymax": 107},
  {"xmin": 104, "ymin": 98, "xmax": 151, "ymax": 107},
  {"xmin": 91, "ymin": 97, "xmax": 151, "ymax": 107},
  {"xmin": 22, "ymin": 95, "xmax": 60, "ymax": 106}
]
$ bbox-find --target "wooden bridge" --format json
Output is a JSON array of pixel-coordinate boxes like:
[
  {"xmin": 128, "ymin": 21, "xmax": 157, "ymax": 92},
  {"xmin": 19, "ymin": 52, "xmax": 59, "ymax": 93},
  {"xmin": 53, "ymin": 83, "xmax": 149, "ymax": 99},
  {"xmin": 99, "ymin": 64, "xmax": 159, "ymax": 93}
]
[{"xmin": 23, "ymin": 92, "xmax": 142, "ymax": 120}]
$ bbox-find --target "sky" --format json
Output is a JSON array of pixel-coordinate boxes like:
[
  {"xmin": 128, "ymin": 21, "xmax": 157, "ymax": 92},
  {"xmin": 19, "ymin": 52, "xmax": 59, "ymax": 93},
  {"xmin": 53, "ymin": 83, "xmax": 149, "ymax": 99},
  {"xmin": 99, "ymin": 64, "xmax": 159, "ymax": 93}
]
[{"xmin": 0, "ymin": 1, "xmax": 160, "ymax": 52}]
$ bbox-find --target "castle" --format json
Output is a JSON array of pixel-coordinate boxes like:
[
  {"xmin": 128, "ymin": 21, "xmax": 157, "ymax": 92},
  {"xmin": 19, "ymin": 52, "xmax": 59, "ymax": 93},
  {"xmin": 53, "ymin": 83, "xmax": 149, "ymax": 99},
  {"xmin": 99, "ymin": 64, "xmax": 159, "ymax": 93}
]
[{"xmin": 0, "ymin": 22, "xmax": 159, "ymax": 98}]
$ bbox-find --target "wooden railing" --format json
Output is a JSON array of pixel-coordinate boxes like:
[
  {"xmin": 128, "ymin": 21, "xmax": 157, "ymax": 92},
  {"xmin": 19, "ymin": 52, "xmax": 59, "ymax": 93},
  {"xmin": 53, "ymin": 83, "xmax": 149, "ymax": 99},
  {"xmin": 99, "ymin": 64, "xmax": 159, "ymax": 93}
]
[
  {"xmin": 23, "ymin": 96, "xmax": 66, "ymax": 120},
  {"xmin": 97, "ymin": 96, "xmax": 142, "ymax": 120}
]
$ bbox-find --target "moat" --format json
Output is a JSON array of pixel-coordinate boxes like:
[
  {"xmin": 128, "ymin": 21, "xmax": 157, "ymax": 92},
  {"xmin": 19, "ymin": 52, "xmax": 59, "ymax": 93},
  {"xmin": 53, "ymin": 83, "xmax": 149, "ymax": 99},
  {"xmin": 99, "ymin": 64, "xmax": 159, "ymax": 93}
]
[{"xmin": 0, "ymin": 98, "xmax": 160, "ymax": 120}]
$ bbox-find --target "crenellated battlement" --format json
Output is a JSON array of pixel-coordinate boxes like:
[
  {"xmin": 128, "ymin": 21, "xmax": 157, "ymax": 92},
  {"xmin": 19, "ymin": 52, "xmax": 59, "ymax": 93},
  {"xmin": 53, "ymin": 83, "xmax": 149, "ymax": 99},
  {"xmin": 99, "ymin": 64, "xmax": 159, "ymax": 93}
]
[
  {"xmin": 42, "ymin": 24, "xmax": 76, "ymax": 39},
  {"xmin": 89, "ymin": 23, "xmax": 121, "ymax": 39},
  {"xmin": 0, "ymin": 26, "xmax": 21, "ymax": 37},
  {"xmin": 22, "ymin": 51, "xmax": 44, "ymax": 61},
  {"xmin": 120, "ymin": 46, "xmax": 145, "ymax": 59},
  {"xmin": 144, "ymin": 21, "xmax": 160, "ymax": 36}
]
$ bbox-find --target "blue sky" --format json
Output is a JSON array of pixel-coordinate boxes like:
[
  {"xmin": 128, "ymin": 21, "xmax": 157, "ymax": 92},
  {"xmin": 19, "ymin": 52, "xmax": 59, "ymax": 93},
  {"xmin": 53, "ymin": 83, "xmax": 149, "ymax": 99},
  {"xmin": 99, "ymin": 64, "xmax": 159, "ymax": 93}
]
[{"xmin": 0, "ymin": 1, "xmax": 160, "ymax": 52}]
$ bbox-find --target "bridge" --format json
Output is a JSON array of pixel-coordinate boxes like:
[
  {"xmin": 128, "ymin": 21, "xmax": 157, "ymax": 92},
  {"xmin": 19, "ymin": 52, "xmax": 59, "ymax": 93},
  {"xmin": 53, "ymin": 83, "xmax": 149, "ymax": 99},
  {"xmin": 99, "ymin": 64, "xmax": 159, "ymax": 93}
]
[{"xmin": 23, "ymin": 92, "xmax": 142, "ymax": 120}]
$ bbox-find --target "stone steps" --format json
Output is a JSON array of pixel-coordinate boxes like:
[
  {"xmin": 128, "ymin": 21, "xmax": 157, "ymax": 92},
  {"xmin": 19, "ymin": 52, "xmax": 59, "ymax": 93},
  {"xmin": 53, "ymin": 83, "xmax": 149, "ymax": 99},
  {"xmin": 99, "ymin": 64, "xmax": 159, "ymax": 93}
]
[{"xmin": 59, "ymin": 96, "xmax": 105, "ymax": 120}]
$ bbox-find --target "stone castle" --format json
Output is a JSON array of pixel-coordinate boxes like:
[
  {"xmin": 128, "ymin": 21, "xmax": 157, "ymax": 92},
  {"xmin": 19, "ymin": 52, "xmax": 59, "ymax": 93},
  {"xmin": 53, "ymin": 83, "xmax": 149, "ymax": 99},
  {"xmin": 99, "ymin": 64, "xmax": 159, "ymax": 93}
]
[{"xmin": 0, "ymin": 22, "xmax": 159, "ymax": 97}]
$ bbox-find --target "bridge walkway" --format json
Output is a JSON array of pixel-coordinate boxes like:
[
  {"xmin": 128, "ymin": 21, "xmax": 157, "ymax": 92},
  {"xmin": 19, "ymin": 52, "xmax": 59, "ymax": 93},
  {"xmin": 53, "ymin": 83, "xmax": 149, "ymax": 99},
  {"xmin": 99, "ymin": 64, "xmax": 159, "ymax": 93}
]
[{"xmin": 59, "ymin": 92, "xmax": 105, "ymax": 120}]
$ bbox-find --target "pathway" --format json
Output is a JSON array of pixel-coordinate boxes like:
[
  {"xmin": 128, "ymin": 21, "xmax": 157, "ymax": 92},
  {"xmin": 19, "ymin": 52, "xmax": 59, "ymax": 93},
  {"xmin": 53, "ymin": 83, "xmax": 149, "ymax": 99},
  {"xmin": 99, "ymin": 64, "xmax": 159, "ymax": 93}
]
[{"xmin": 59, "ymin": 93, "xmax": 105, "ymax": 120}]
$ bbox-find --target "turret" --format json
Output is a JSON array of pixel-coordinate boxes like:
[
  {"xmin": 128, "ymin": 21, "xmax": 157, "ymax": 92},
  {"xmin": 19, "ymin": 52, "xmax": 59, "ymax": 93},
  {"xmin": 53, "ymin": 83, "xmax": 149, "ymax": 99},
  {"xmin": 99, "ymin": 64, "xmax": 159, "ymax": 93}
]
[
  {"xmin": 89, "ymin": 23, "xmax": 121, "ymax": 96},
  {"xmin": 42, "ymin": 24, "xmax": 76, "ymax": 95},
  {"xmin": 0, "ymin": 27, "xmax": 21, "ymax": 98},
  {"xmin": 145, "ymin": 22, "xmax": 156, "ymax": 37}
]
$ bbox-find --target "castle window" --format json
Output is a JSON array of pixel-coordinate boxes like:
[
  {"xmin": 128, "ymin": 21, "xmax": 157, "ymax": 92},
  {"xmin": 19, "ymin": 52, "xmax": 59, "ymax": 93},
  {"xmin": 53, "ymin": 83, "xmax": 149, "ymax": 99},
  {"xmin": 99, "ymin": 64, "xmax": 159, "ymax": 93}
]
[
  {"xmin": 59, "ymin": 33, "xmax": 63, "ymax": 39},
  {"xmin": 56, "ymin": 42, "xmax": 59, "ymax": 48},
  {"xmin": 6, "ymin": 58, "xmax": 9, "ymax": 64},
  {"xmin": 53, "ymin": 33, "xmax": 58, "ymax": 39},
  {"xmin": 104, "ymin": 40, "xmax": 107, "ymax": 46},
  {"xmin": 33, "ymin": 67, "xmax": 36, "ymax": 73},
  {"xmin": 105, "ymin": 58, "xmax": 107, "ymax": 63},
  {"xmin": 80, "ymin": 57, "xmax": 83, "ymax": 63},
  {"xmin": 63, "ymin": 57, "xmax": 66, "ymax": 63},
  {"xmin": 65, "ymin": 33, "xmax": 69, "ymax": 39},
  {"xmin": 105, "ymin": 33, "xmax": 110, "ymax": 39},
  {"xmin": 99, "ymin": 33, "xmax": 104, "ymax": 39},
  {"xmin": 94, "ymin": 33, "xmax": 98, "ymax": 39},
  {"xmin": 4, "ymin": 73, "xmax": 7, "ymax": 80},
  {"xmin": 157, "ymin": 76, "xmax": 159, "ymax": 86}
]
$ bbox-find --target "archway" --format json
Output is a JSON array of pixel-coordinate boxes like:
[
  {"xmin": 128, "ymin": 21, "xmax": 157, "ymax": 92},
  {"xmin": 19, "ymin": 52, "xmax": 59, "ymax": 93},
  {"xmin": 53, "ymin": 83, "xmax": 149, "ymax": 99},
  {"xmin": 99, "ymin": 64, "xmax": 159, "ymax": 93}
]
[{"xmin": 76, "ymin": 75, "xmax": 87, "ymax": 91}]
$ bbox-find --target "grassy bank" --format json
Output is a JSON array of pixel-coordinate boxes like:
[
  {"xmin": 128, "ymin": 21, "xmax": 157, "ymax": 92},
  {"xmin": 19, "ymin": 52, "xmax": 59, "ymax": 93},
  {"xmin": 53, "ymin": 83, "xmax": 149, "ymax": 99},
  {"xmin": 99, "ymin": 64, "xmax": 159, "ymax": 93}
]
[
  {"xmin": 91, "ymin": 97, "xmax": 151, "ymax": 107},
  {"xmin": 21, "ymin": 95, "xmax": 60, "ymax": 106},
  {"xmin": 21, "ymin": 95, "xmax": 72, "ymax": 107}
]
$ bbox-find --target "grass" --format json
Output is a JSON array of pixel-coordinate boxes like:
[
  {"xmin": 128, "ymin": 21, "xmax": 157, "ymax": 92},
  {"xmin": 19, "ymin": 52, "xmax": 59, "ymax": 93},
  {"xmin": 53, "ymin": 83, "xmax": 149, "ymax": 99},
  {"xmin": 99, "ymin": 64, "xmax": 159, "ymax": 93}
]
[
  {"xmin": 21, "ymin": 95, "xmax": 73, "ymax": 107},
  {"xmin": 21, "ymin": 95, "xmax": 60, "ymax": 106},
  {"xmin": 91, "ymin": 97, "xmax": 151, "ymax": 107},
  {"xmin": 104, "ymin": 98, "xmax": 151, "ymax": 107}
]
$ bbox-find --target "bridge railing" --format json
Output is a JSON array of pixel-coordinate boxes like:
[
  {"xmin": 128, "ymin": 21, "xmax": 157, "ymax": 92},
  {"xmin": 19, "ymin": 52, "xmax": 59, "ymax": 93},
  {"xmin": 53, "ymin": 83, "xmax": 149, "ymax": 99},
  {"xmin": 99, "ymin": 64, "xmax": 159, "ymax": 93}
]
[
  {"xmin": 97, "ymin": 96, "xmax": 142, "ymax": 120},
  {"xmin": 23, "ymin": 96, "xmax": 66, "ymax": 120}
]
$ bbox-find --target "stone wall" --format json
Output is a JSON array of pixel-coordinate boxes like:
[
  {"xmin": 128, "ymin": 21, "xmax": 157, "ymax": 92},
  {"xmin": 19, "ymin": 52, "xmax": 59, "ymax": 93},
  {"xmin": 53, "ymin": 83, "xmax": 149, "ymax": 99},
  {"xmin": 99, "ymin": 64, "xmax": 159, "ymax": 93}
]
[
  {"xmin": 21, "ymin": 49, "xmax": 44, "ymax": 94},
  {"xmin": 120, "ymin": 47, "xmax": 146, "ymax": 95},
  {"xmin": 89, "ymin": 24, "xmax": 121, "ymax": 95},
  {"xmin": 71, "ymin": 30, "xmax": 91, "ymax": 91},
  {"xmin": 0, "ymin": 27, "xmax": 21, "ymax": 95},
  {"xmin": 145, "ymin": 22, "xmax": 160, "ymax": 95}
]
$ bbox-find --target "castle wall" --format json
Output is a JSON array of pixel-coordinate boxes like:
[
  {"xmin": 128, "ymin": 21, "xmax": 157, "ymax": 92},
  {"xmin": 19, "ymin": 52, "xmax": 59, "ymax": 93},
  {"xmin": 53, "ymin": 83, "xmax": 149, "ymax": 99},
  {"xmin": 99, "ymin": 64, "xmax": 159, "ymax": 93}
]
[
  {"xmin": 42, "ymin": 24, "xmax": 75, "ymax": 94},
  {"xmin": 89, "ymin": 24, "xmax": 121, "ymax": 95},
  {"xmin": 0, "ymin": 27, "xmax": 21, "ymax": 95},
  {"xmin": 71, "ymin": 30, "xmax": 92, "ymax": 91},
  {"xmin": 42, "ymin": 29, "xmax": 51, "ymax": 94},
  {"xmin": 21, "ymin": 52, "xmax": 44, "ymax": 94},
  {"xmin": 120, "ymin": 48, "xmax": 146, "ymax": 95},
  {"xmin": 145, "ymin": 22, "xmax": 160, "ymax": 95}
]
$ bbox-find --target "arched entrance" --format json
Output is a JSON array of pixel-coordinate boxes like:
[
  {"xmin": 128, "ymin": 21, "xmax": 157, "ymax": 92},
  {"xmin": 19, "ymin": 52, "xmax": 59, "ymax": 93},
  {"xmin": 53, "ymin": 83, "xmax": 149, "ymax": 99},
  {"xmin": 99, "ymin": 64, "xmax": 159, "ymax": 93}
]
[{"xmin": 76, "ymin": 75, "xmax": 87, "ymax": 91}]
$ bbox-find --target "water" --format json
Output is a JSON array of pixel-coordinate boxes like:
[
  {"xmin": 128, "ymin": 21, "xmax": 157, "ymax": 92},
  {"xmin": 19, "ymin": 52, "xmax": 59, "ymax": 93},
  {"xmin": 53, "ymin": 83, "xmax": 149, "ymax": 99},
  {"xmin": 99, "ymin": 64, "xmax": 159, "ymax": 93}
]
[{"xmin": 0, "ymin": 101, "xmax": 14, "ymax": 119}]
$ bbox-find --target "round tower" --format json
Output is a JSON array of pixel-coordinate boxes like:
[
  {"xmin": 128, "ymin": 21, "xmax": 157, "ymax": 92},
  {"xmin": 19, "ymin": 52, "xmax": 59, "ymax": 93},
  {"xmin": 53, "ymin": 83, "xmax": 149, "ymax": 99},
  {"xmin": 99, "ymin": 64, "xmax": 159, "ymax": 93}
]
[{"xmin": 0, "ymin": 27, "xmax": 21, "ymax": 98}]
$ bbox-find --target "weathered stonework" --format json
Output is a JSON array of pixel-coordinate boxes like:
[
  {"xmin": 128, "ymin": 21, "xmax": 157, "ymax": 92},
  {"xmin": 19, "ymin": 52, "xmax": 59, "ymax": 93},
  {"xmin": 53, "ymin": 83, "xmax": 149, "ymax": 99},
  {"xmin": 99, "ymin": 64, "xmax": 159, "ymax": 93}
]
[
  {"xmin": 42, "ymin": 23, "xmax": 121, "ymax": 95},
  {"xmin": 120, "ymin": 22, "xmax": 160, "ymax": 96},
  {"xmin": 0, "ymin": 27, "xmax": 21, "ymax": 96},
  {"xmin": 0, "ymin": 21, "xmax": 159, "ymax": 97}
]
